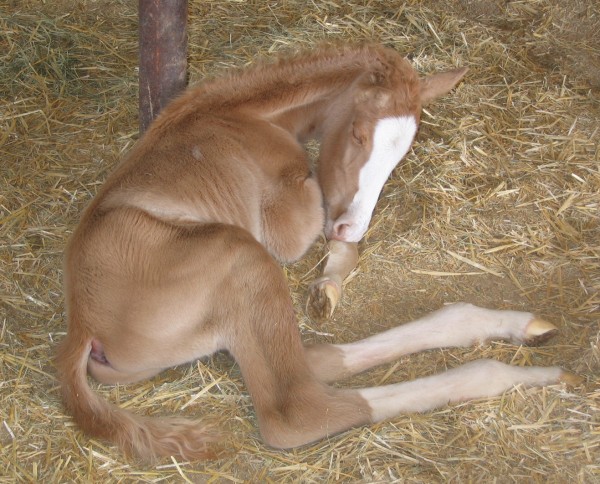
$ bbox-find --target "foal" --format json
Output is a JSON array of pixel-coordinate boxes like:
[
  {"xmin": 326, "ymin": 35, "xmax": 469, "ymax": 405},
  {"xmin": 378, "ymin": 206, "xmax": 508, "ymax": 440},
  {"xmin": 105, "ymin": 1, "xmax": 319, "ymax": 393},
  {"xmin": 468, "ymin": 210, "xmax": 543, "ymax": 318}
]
[{"xmin": 56, "ymin": 45, "xmax": 578, "ymax": 461}]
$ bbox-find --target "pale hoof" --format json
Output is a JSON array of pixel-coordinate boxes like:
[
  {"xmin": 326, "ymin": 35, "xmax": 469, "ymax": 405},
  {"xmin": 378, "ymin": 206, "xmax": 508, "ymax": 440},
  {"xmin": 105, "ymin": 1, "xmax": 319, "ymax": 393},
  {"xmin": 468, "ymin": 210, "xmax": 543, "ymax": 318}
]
[
  {"xmin": 307, "ymin": 278, "xmax": 341, "ymax": 322},
  {"xmin": 558, "ymin": 371, "xmax": 584, "ymax": 387},
  {"xmin": 523, "ymin": 318, "xmax": 559, "ymax": 346}
]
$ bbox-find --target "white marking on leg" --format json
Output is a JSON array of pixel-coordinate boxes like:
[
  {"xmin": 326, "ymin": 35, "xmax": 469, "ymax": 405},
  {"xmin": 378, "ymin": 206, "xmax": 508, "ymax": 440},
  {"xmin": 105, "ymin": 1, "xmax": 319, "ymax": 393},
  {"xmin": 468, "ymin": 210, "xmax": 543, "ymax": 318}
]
[
  {"xmin": 359, "ymin": 359, "xmax": 565, "ymax": 421},
  {"xmin": 330, "ymin": 115, "xmax": 417, "ymax": 242},
  {"xmin": 335, "ymin": 303, "xmax": 547, "ymax": 378}
]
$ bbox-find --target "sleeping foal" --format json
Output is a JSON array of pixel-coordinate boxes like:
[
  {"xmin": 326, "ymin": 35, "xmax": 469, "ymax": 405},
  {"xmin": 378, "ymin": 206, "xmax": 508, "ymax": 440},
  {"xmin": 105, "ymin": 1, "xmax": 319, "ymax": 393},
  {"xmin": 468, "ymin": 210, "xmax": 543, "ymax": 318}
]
[{"xmin": 56, "ymin": 44, "xmax": 578, "ymax": 461}]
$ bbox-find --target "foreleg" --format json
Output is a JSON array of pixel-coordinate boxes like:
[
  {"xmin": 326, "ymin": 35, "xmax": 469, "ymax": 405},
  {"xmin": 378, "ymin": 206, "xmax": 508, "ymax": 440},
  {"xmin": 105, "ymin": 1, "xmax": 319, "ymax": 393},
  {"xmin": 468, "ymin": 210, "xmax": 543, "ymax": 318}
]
[{"xmin": 307, "ymin": 240, "xmax": 358, "ymax": 320}]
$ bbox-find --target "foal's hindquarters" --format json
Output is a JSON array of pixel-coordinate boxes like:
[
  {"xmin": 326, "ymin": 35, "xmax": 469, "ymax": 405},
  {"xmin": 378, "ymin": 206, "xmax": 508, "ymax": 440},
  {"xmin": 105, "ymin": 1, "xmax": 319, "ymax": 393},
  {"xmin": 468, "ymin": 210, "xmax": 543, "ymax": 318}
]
[{"xmin": 64, "ymin": 186, "xmax": 579, "ymax": 458}]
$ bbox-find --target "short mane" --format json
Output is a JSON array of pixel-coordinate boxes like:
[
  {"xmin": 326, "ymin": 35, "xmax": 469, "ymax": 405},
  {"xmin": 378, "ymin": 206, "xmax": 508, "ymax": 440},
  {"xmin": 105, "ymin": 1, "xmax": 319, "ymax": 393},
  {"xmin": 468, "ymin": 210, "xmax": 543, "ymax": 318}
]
[{"xmin": 148, "ymin": 44, "xmax": 411, "ymax": 133}]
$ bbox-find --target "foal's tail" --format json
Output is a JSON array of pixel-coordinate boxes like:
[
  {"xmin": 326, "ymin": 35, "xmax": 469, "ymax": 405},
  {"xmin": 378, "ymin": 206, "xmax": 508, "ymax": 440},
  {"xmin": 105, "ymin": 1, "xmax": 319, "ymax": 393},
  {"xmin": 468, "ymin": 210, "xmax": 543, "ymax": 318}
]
[{"xmin": 55, "ymin": 322, "xmax": 219, "ymax": 461}]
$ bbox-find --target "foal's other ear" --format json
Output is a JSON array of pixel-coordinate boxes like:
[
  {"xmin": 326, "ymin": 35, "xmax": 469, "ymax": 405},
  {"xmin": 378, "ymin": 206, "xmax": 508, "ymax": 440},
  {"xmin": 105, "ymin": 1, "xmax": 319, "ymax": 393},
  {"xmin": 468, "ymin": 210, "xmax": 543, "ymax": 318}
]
[{"xmin": 420, "ymin": 67, "xmax": 469, "ymax": 105}]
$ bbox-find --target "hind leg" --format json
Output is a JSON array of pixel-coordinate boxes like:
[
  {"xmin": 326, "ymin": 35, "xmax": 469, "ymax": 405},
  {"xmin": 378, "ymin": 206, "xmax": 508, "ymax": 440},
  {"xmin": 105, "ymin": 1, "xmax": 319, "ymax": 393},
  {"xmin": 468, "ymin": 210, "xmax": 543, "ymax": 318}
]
[
  {"xmin": 359, "ymin": 359, "xmax": 578, "ymax": 421},
  {"xmin": 305, "ymin": 303, "xmax": 567, "ymax": 383},
  {"xmin": 213, "ymin": 235, "xmax": 374, "ymax": 447},
  {"xmin": 219, "ymin": 252, "xmax": 577, "ymax": 448}
]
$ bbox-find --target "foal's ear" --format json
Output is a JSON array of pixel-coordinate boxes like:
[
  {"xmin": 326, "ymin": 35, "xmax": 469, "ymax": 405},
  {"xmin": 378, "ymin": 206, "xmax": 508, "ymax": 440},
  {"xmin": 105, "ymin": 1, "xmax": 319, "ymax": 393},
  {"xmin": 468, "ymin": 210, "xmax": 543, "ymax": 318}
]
[{"xmin": 420, "ymin": 67, "xmax": 469, "ymax": 105}]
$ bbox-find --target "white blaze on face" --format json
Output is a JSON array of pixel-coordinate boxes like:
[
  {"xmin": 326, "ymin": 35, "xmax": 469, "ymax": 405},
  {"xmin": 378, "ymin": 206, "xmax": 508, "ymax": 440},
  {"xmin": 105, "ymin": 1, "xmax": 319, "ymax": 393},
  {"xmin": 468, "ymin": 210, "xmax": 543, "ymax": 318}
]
[{"xmin": 329, "ymin": 115, "xmax": 417, "ymax": 242}]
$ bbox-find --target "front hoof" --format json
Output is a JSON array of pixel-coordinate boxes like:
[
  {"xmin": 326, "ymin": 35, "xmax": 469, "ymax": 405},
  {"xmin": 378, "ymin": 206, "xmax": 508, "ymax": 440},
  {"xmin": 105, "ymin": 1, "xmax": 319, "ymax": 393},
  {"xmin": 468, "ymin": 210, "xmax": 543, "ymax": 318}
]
[{"xmin": 307, "ymin": 278, "xmax": 341, "ymax": 322}]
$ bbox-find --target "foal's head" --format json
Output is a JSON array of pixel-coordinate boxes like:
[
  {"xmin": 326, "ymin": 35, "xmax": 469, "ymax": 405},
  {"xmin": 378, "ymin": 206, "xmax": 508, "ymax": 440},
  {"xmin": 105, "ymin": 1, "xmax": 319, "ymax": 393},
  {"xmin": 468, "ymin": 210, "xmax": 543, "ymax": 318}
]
[{"xmin": 318, "ymin": 61, "xmax": 468, "ymax": 243}]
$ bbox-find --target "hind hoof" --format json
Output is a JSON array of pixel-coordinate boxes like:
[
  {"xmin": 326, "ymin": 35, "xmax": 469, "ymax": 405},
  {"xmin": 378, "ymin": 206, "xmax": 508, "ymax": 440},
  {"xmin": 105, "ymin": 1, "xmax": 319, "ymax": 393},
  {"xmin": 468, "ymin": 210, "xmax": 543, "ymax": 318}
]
[
  {"xmin": 523, "ymin": 318, "xmax": 559, "ymax": 346},
  {"xmin": 558, "ymin": 371, "xmax": 584, "ymax": 387}
]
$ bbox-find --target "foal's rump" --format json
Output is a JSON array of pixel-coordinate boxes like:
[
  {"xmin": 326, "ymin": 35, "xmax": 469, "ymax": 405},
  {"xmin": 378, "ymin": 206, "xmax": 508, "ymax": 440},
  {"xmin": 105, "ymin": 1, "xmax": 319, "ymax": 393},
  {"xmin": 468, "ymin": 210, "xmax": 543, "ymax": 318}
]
[{"xmin": 67, "ymin": 207, "xmax": 278, "ymax": 379}]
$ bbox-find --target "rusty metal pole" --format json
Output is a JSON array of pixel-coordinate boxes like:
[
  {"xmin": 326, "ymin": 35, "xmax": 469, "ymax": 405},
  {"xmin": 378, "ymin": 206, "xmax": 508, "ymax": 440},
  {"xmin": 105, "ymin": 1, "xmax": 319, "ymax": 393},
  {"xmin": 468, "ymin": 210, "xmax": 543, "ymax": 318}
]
[{"xmin": 138, "ymin": 0, "xmax": 188, "ymax": 134}]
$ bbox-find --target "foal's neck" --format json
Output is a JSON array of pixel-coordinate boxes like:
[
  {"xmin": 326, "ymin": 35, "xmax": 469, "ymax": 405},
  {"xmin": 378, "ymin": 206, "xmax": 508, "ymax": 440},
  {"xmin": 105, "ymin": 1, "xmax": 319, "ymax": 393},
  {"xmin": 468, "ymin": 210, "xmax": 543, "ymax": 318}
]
[
  {"xmin": 212, "ymin": 46, "xmax": 379, "ymax": 110},
  {"xmin": 152, "ymin": 45, "xmax": 389, "ymax": 137}
]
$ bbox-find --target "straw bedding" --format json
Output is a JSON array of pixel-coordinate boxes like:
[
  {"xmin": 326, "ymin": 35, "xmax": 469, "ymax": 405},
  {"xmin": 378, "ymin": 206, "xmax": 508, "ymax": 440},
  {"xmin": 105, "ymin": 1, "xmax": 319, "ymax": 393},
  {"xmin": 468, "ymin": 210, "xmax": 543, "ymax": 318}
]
[{"xmin": 1, "ymin": 0, "xmax": 598, "ymax": 481}]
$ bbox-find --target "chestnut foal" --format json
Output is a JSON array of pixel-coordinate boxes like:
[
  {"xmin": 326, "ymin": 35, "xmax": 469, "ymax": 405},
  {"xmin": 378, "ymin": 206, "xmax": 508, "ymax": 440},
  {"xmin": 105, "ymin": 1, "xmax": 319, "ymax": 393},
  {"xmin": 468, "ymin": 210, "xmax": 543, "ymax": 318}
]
[{"xmin": 56, "ymin": 45, "xmax": 578, "ymax": 461}]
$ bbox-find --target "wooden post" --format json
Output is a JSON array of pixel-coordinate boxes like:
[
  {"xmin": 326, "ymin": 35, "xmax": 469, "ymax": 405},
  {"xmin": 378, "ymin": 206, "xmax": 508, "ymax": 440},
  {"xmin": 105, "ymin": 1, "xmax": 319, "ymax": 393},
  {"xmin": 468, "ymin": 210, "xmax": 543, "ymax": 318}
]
[{"xmin": 138, "ymin": 0, "xmax": 188, "ymax": 134}]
